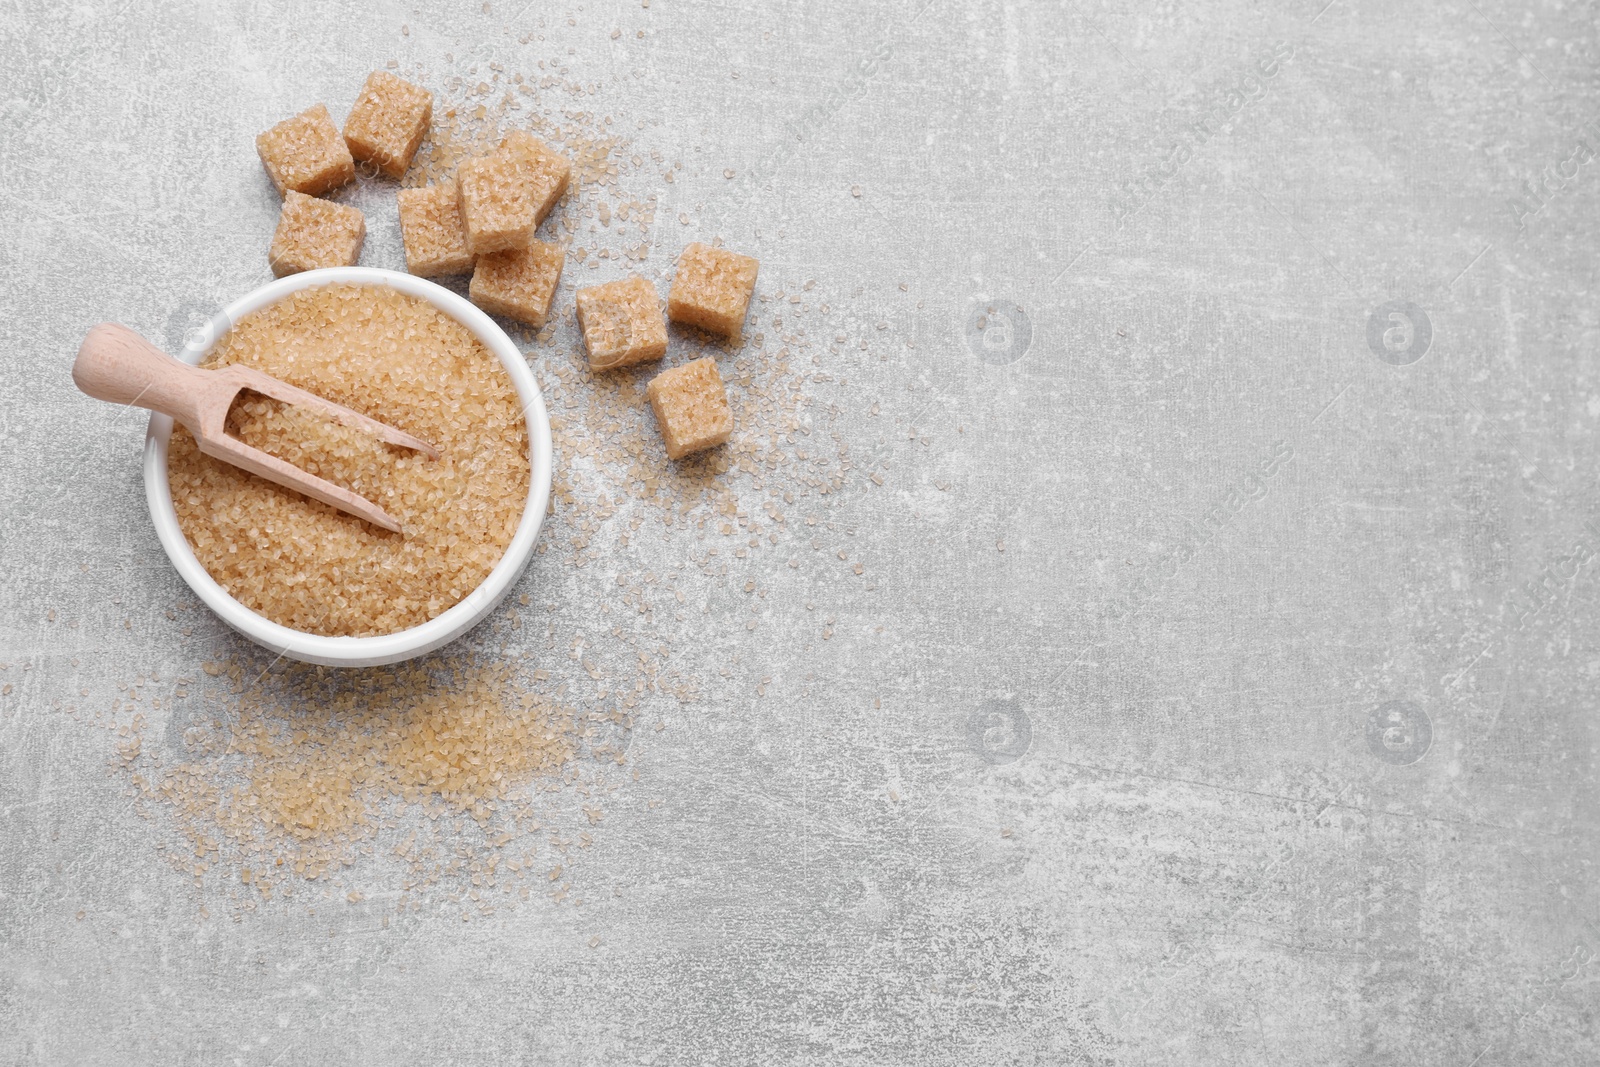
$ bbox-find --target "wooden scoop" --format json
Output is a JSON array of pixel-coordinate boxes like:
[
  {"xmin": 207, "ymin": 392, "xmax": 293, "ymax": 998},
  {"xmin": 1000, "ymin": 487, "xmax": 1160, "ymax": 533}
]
[{"xmin": 73, "ymin": 323, "xmax": 438, "ymax": 533}]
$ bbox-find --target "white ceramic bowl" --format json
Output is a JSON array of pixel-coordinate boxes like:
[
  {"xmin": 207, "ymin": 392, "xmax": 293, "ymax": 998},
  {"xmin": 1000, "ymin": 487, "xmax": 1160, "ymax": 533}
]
[{"xmin": 143, "ymin": 267, "xmax": 552, "ymax": 668}]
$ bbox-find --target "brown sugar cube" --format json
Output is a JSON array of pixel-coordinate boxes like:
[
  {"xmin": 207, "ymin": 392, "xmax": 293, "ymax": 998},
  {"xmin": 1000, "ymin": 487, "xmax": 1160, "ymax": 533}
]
[
  {"xmin": 398, "ymin": 180, "xmax": 474, "ymax": 277},
  {"xmin": 667, "ymin": 242, "xmax": 759, "ymax": 337},
  {"xmin": 500, "ymin": 130, "xmax": 571, "ymax": 225},
  {"xmin": 342, "ymin": 71, "xmax": 433, "ymax": 179},
  {"xmin": 457, "ymin": 152, "xmax": 538, "ymax": 255},
  {"xmin": 256, "ymin": 104, "xmax": 355, "ymax": 197},
  {"xmin": 267, "ymin": 192, "xmax": 365, "ymax": 277},
  {"xmin": 646, "ymin": 358, "xmax": 733, "ymax": 460},
  {"xmin": 575, "ymin": 276, "xmax": 668, "ymax": 371},
  {"xmin": 469, "ymin": 240, "xmax": 564, "ymax": 327}
]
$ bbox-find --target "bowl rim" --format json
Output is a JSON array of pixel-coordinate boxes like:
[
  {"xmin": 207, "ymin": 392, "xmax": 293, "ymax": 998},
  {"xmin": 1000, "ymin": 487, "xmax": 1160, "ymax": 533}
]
[{"xmin": 143, "ymin": 266, "xmax": 552, "ymax": 668}]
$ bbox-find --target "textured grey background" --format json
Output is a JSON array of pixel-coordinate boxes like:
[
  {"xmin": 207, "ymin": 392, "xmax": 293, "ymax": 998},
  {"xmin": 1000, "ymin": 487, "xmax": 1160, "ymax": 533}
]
[{"xmin": 3, "ymin": 0, "xmax": 1599, "ymax": 1064}]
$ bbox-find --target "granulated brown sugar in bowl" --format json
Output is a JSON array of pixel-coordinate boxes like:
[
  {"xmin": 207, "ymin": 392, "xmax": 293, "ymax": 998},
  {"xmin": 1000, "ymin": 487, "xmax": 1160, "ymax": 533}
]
[{"xmin": 167, "ymin": 283, "xmax": 529, "ymax": 637}]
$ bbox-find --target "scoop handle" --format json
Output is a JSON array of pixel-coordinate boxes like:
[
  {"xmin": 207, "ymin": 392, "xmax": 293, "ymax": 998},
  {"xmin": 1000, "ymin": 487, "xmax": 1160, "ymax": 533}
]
[{"xmin": 73, "ymin": 323, "xmax": 210, "ymax": 429}]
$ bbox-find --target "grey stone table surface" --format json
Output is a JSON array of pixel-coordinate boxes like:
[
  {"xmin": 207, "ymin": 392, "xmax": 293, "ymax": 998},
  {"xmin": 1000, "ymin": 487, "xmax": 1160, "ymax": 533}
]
[{"xmin": 2, "ymin": 0, "xmax": 1598, "ymax": 1064}]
